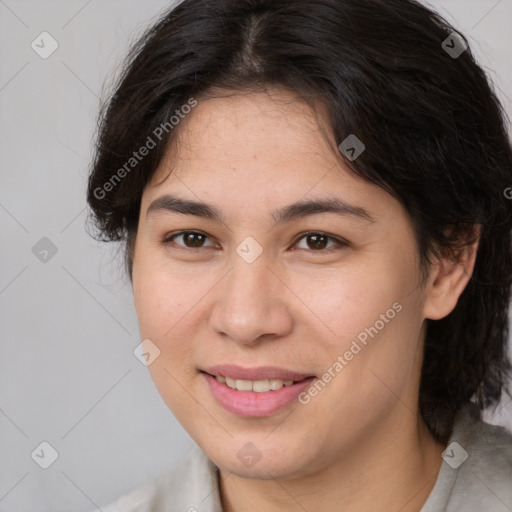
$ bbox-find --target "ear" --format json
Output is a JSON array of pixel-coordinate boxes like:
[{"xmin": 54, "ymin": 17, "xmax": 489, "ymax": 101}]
[{"xmin": 423, "ymin": 225, "xmax": 480, "ymax": 321}]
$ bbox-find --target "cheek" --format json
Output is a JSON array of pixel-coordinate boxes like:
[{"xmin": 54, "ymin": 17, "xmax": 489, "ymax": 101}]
[
  {"xmin": 289, "ymin": 259, "xmax": 408, "ymax": 347},
  {"xmin": 132, "ymin": 255, "xmax": 203, "ymax": 378},
  {"xmin": 133, "ymin": 271, "xmax": 168, "ymax": 338},
  {"xmin": 133, "ymin": 263, "xmax": 199, "ymax": 406},
  {"xmin": 296, "ymin": 253, "xmax": 424, "ymax": 403},
  {"xmin": 133, "ymin": 247, "xmax": 189, "ymax": 336},
  {"xmin": 321, "ymin": 291, "xmax": 425, "ymax": 419}
]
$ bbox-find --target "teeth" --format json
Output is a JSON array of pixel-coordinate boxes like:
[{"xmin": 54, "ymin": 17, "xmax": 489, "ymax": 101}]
[
  {"xmin": 253, "ymin": 380, "xmax": 271, "ymax": 392},
  {"xmin": 236, "ymin": 379, "xmax": 253, "ymax": 391},
  {"xmin": 270, "ymin": 379, "xmax": 283, "ymax": 390},
  {"xmin": 217, "ymin": 375, "xmax": 298, "ymax": 392}
]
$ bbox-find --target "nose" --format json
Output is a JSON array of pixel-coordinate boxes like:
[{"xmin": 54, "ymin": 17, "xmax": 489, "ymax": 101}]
[{"xmin": 209, "ymin": 256, "xmax": 293, "ymax": 346}]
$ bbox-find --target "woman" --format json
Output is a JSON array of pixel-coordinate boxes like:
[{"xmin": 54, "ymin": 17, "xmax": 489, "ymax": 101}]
[{"xmin": 87, "ymin": 0, "xmax": 512, "ymax": 510}]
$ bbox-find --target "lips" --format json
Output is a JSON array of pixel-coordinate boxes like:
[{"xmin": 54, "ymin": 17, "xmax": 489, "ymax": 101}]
[
  {"xmin": 199, "ymin": 364, "xmax": 317, "ymax": 417},
  {"xmin": 202, "ymin": 372, "xmax": 317, "ymax": 417},
  {"xmin": 201, "ymin": 364, "xmax": 314, "ymax": 382}
]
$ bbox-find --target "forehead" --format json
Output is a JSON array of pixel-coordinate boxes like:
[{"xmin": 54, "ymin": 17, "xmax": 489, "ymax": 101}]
[
  {"xmin": 142, "ymin": 89, "xmax": 399, "ymax": 224},
  {"xmin": 150, "ymin": 90, "xmax": 359, "ymax": 189}
]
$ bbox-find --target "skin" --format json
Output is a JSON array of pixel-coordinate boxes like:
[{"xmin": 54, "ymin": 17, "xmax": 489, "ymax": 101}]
[{"xmin": 131, "ymin": 88, "xmax": 478, "ymax": 512}]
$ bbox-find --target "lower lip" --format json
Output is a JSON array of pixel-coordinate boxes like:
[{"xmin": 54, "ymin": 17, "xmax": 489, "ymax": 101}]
[{"xmin": 202, "ymin": 372, "xmax": 316, "ymax": 417}]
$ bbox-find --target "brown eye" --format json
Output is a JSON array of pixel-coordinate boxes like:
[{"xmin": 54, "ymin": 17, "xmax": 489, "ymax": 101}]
[
  {"xmin": 305, "ymin": 234, "xmax": 329, "ymax": 250},
  {"xmin": 164, "ymin": 231, "xmax": 216, "ymax": 249},
  {"xmin": 163, "ymin": 230, "xmax": 347, "ymax": 253},
  {"xmin": 294, "ymin": 232, "xmax": 347, "ymax": 252}
]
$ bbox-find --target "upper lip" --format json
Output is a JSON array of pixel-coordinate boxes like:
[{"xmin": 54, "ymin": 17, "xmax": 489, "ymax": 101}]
[{"xmin": 202, "ymin": 364, "xmax": 315, "ymax": 382}]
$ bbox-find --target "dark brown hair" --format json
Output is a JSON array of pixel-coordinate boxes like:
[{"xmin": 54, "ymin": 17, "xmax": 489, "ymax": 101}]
[{"xmin": 87, "ymin": 0, "xmax": 512, "ymax": 442}]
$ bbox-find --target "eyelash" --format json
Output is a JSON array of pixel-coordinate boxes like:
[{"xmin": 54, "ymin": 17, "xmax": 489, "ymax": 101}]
[{"xmin": 161, "ymin": 230, "xmax": 348, "ymax": 253}]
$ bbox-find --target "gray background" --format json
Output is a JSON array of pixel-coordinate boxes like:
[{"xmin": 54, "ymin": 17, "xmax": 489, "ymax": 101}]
[{"xmin": 0, "ymin": 1, "xmax": 511, "ymax": 511}]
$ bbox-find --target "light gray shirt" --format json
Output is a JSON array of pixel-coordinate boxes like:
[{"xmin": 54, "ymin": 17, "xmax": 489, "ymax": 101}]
[{"xmin": 98, "ymin": 403, "xmax": 512, "ymax": 511}]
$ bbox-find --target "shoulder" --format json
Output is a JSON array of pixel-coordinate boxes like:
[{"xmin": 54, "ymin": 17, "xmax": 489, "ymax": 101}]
[
  {"xmin": 423, "ymin": 403, "xmax": 512, "ymax": 512},
  {"xmin": 457, "ymin": 412, "xmax": 512, "ymax": 506},
  {"xmin": 97, "ymin": 444, "xmax": 222, "ymax": 512}
]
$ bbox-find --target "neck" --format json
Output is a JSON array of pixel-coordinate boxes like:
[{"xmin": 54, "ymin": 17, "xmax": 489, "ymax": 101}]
[{"xmin": 219, "ymin": 414, "xmax": 446, "ymax": 512}]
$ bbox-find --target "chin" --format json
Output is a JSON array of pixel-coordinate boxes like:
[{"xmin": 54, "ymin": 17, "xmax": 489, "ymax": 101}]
[{"xmin": 202, "ymin": 435, "xmax": 314, "ymax": 480}]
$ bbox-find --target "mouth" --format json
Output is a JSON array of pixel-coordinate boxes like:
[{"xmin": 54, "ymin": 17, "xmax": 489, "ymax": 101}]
[
  {"xmin": 201, "ymin": 371, "xmax": 313, "ymax": 393},
  {"xmin": 199, "ymin": 364, "xmax": 317, "ymax": 417}
]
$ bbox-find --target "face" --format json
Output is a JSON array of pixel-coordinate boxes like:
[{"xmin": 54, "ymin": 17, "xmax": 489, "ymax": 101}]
[{"xmin": 132, "ymin": 88, "xmax": 432, "ymax": 479}]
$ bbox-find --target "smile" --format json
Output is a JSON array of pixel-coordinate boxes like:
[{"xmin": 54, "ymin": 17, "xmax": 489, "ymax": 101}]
[
  {"xmin": 201, "ymin": 371, "xmax": 317, "ymax": 417},
  {"xmin": 211, "ymin": 374, "xmax": 301, "ymax": 393}
]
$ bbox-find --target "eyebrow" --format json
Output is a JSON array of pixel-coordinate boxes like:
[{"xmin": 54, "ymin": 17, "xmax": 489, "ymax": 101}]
[{"xmin": 146, "ymin": 194, "xmax": 375, "ymax": 225}]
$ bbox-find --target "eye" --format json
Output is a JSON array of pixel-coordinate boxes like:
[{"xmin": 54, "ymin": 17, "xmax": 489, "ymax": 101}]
[
  {"xmin": 163, "ymin": 231, "xmax": 217, "ymax": 249},
  {"xmin": 162, "ymin": 230, "xmax": 348, "ymax": 253},
  {"xmin": 293, "ymin": 232, "xmax": 348, "ymax": 252}
]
